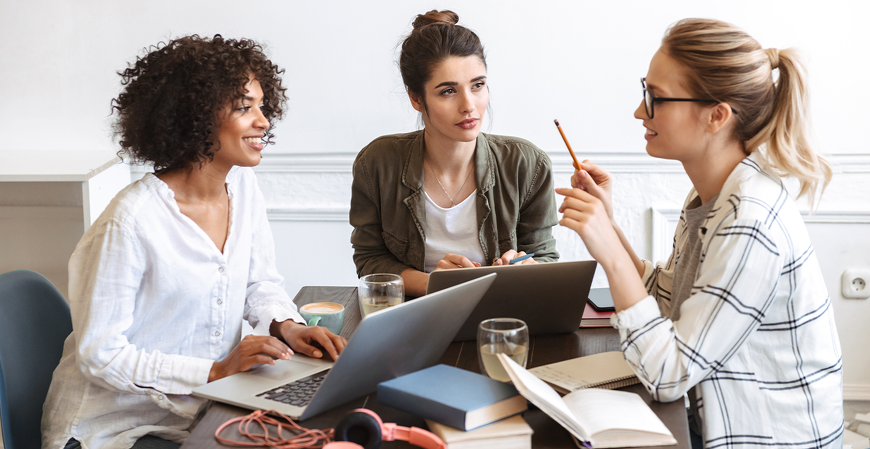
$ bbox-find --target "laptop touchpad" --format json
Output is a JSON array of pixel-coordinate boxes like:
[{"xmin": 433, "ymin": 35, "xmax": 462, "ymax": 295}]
[{"xmin": 247, "ymin": 359, "xmax": 323, "ymax": 382}]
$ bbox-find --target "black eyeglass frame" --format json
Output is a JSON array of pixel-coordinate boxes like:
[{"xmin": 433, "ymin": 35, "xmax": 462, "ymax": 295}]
[{"xmin": 641, "ymin": 77, "xmax": 734, "ymax": 119}]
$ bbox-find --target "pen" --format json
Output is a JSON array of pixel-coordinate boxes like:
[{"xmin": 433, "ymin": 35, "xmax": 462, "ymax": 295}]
[
  {"xmin": 509, "ymin": 253, "xmax": 535, "ymax": 265},
  {"xmin": 554, "ymin": 119, "xmax": 581, "ymax": 171}
]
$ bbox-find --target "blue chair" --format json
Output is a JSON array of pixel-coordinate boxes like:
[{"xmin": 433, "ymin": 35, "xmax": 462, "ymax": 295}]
[{"xmin": 0, "ymin": 270, "xmax": 72, "ymax": 449}]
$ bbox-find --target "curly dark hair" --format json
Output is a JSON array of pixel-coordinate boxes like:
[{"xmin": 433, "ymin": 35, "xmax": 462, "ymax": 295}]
[{"xmin": 112, "ymin": 34, "xmax": 287, "ymax": 173}]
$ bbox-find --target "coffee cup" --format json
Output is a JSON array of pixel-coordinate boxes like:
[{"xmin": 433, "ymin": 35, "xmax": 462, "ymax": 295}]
[{"xmin": 298, "ymin": 302, "xmax": 345, "ymax": 335}]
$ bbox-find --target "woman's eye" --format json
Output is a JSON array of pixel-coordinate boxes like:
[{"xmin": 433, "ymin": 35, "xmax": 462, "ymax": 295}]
[
  {"xmin": 440, "ymin": 88, "xmax": 456, "ymax": 96},
  {"xmin": 473, "ymin": 82, "xmax": 486, "ymax": 89}
]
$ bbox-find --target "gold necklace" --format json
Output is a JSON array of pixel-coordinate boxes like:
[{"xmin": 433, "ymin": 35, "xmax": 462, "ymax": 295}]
[{"xmin": 425, "ymin": 154, "xmax": 474, "ymax": 208}]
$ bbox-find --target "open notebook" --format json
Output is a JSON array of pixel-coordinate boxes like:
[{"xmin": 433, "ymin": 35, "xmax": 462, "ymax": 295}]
[
  {"xmin": 498, "ymin": 354, "xmax": 675, "ymax": 448},
  {"xmin": 529, "ymin": 351, "xmax": 639, "ymax": 394}
]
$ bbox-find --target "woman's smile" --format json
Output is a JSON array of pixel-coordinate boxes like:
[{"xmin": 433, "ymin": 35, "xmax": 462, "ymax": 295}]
[{"xmin": 243, "ymin": 135, "xmax": 264, "ymax": 151}]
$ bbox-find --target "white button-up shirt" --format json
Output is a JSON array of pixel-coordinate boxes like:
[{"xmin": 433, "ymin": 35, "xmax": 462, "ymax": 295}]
[
  {"xmin": 42, "ymin": 167, "xmax": 304, "ymax": 449},
  {"xmin": 613, "ymin": 153, "xmax": 844, "ymax": 448}
]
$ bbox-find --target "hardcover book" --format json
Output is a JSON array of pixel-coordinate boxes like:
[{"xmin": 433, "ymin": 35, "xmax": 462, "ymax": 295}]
[
  {"xmin": 425, "ymin": 415, "xmax": 532, "ymax": 449},
  {"xmin": 377, "ymin": 364, "xmax": 527, "ymax": 431},
  {"xmin": 580, "ymin": 302, "xmax": 614, "ymax": 328}
]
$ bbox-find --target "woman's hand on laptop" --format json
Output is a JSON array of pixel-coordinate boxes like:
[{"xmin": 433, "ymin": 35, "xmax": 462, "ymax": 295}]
[
  {"xmin": 436, "ymin": 253, "xmax": 482, "ymax": 270},
  {"xmin": 280, "ymin": 321, "xmax": 346, "ymax": 361},
  {"xmin": 208, "ymin": 335, "xmax": 295, "ymax": 382},
  {"xmin": 492, "ymin": 250, "xmax": 536, "ymax": 266}
]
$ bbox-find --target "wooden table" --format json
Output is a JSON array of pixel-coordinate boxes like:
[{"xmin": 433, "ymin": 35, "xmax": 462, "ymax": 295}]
[{"xmin": 181, "ymin": 287, "xmax": 689, "ymax": 449}]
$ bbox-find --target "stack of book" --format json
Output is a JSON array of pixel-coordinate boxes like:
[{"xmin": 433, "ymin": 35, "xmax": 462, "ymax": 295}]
[
  {"xmin": 425, "ymin": 416, "xmax": 532, "ymax": 449},
  {"xmin": 581, "ymin": 288, "xmax": 615, "ymax": 327},
  {"xmin": 378, "ymin": 364, "xmax": 531, "ymax": 448},
  {"xmin": 580, "ymin": 302, "xmax": 614, "ymax": 327}
]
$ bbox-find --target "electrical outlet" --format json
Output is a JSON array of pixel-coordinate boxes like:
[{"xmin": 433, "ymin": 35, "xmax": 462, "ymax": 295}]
[{"xmin": 842, "ymin": 269, "xmax": 870, "ymax": 299}]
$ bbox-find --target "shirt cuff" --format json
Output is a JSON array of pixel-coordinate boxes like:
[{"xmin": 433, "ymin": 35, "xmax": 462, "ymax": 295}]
[
  {"xmin": 640, "ymin": 259, "xmax": 655, "ymax": 283},
  {"xmin": 156, "ymin": 354, "xmax": 214, "ymax": 395},
  {"xmin": 252, "ymin": 306, "xmax": 305, "ymax": 336},
  {"xmin": 611, "ymin": 295, "xmax": 661, "ymax": 330}
]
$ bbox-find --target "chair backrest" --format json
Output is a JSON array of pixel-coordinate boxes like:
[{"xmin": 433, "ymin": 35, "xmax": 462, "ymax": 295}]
[{"xmin": 0, "ymin": 270, "xmax": 72, "ymax": 449}]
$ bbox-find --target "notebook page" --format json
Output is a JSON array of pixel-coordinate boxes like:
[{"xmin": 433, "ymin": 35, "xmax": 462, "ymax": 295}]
[
  {"xmin": 498, "ymin": 354, "xmax": 590, "ymax": 441},
  {"xmin": 561, "ymin": 389, "xmax": 672, "ymax": 437}
]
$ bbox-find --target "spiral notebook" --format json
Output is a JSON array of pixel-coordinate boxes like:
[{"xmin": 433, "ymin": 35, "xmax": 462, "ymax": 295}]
[{"xmin": 528, "ymin": 351, "xmax": 639, "ymax": 395}]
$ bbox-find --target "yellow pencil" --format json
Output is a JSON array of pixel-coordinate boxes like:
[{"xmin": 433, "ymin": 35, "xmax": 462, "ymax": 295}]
[{"xmin": 554, "ymin": 119, "xmax": 581, "ymax": 171}]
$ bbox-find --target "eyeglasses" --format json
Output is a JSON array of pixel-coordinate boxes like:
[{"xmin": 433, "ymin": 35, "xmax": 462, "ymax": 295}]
[{"xmin": 641, "ymin": 77, "xmax": 729, "ymax": 119}]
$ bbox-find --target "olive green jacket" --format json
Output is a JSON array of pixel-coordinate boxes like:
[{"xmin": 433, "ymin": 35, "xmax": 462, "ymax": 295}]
[{"xmin": 350, "ymin": 130, "xmax": 559, "ymax": 277}]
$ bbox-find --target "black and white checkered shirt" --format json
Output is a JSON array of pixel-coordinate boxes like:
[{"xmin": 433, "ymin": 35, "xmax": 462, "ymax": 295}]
[{"xmin": 613, "ymin": 153, "xmax": 844, "ymax": 448}]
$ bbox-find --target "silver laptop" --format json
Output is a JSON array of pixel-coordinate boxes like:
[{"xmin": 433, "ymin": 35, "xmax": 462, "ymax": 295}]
[
  {"xmin": 192, "ymin": 273, "xmax": 496, "ymax": 421},
  {"xmin": 426, "ymin": 260, "xmax": 597, "ymax": 341}
]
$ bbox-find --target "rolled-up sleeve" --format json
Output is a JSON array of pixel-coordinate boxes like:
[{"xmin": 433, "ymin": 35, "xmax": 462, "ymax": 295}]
[
  {"xmin": 349, "ymin": 150, "xmax": 414, "ymax": 277},
  {"xmin": 516, "ymin": 150, "xmax": 559, "ymax": 262}
]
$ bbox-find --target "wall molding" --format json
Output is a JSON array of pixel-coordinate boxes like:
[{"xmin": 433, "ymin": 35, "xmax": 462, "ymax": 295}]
[
  {"xmin": 801, "ymin": 211, "xmax": 870, "ymax": 224},
  {"xmin": 127, "ymin": 152, "xmax": 870, "ymax": 177},
  {"xmin": 257, "ymin": 153, "xmax": 357, "ymax": 173},
  {"xmin": 253, "ymin": 151, "xmax": 690, "ymax": 174},
  {"xmin": 266, "ymin": 207, "xmax": 348, "ymax": 222},
  {"xmin": 266, "ymin": 207, "xmax": 870, "ymax": 227},
  {"xmin": 650, "ymin": 207, "xmax": 682, "ymax": 263},
  {"xmin": 844, "ymin": 384, "xmax": 870, "ymax": 401}
]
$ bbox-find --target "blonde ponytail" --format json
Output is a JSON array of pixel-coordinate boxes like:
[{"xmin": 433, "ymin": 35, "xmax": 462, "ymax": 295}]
[{"xmin": 663, "ymin": 19, "xmax": 831, "ymax": 207}]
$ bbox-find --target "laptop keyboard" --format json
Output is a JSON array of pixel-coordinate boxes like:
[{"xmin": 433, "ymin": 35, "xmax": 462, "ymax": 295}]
[{"xmin": 256, "ymin": 370, "xmax": 330, "ymax": 407}]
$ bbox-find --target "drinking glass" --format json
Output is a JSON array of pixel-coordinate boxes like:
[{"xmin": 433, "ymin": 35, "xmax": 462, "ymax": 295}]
[
  {"xmin": 358, "ymin": 273, "xmax": 404, "ymax": 317},
  {"xmin": 478, "ymin": 318, "xmax": 529, "ymax": 382}
]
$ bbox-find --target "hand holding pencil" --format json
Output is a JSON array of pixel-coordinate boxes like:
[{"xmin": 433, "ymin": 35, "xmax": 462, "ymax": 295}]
[{"xmin": 552, "ymin": 119, "xmax": 617, "ymax": 221}]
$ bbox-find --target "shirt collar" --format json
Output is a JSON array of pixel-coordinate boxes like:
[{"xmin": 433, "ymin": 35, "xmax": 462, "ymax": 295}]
[{"xmin": 402, "ymin": 131, "xmax": 494, "ymax": 193}]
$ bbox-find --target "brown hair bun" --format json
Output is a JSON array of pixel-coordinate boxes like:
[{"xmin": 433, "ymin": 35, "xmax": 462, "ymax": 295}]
[
  {"xmin": 412, "ymin": 10, "xmax": 459, "ymax": 30},
  {"xmin": 399, "ymin": 9, "xmax": 485, "ymax": 108}
]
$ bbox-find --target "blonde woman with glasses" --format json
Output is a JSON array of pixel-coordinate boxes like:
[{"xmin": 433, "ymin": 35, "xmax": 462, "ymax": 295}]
[{"xmin": 557, "ymin": 19, "xmax": 842, "ymax": 448}]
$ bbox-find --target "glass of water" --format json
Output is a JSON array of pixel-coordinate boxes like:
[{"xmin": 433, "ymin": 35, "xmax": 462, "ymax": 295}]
[
  {"xmin": 478, "ymin": 318, "xmax": 529, "ymax": 382},
  {"xmin": 358, "ymin": 273, "xmax": 404, "ymax": 318}
]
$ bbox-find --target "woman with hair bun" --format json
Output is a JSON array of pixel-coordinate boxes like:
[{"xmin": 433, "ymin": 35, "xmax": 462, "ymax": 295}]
[
  {"xmin": 350, "ymin": 10, "xmax": 560, "ymax": 297},
  {"xmin": 42, "ymin": 35, "xmax": 345, "ymax": 449},
  {"xmin": 557, "ymin": 19, "xmax": 842, "ymax": 447}
]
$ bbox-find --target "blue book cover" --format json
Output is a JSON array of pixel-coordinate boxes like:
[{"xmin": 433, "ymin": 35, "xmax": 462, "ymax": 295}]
[{"xmin": 377, "ymin": 364, "xmax": 527, "ymax": 431}]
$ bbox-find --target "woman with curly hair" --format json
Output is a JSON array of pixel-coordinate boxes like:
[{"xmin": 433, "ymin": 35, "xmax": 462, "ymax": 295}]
[{"xmin": 42, "ymin": 35, "xmax": 345, "ymax": 449}]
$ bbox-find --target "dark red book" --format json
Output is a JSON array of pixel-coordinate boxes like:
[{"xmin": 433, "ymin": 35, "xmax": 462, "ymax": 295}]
[{"xmin": 580, "ymin": 302, "xmax": 614, "ymax": 328}]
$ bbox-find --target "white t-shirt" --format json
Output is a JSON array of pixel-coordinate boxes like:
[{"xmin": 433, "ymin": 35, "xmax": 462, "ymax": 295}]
[
  {"xmin": 42, "ymin": 167, "xmax": 304, "ymax": 449},
  {"xmin": 423, "ymin": 190, "xmax": 485, "ymax": 272}
]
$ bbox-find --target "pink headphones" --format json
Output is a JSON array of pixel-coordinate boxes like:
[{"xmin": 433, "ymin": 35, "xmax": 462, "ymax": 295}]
[{"xmin": 324, "ymin": 408, "xmax": 445, "ymax": 449}]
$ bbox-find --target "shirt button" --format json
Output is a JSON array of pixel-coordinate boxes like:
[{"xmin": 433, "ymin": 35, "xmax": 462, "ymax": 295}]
[
  {"xmin": 158, "ymin": 394, "xmax": 164, "ymax": 401},
  {"xmin": 217, "ymin": 299, "xmax": 223, "ymax": 305},
  {"xmin": 218, "ymin": 267, "xmax": 225, "ymax": 273},
  {"xmin": 215, "ymin": 331, "xmax": 221, "ymax": 337}
]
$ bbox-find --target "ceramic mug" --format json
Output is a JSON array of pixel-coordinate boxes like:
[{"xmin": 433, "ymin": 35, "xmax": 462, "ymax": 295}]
[{"xmin": 298, "ymin": 302, "xmax": 345, "ymax": 335}]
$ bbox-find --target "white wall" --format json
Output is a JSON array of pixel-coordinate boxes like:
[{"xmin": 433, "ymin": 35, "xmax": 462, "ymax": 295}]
[
  {"xmin": 1, "ymin": 1, "xmax": 869, "ymax": 155},
  {"xmin": 2, "ymin": 0, "xmax": 869, "ymax": 400}
]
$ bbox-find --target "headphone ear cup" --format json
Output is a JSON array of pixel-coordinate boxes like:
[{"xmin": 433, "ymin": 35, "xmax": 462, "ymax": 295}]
[{"xmin": 334, "ymin": 412, "xmax": 383, "ymax": 449}]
